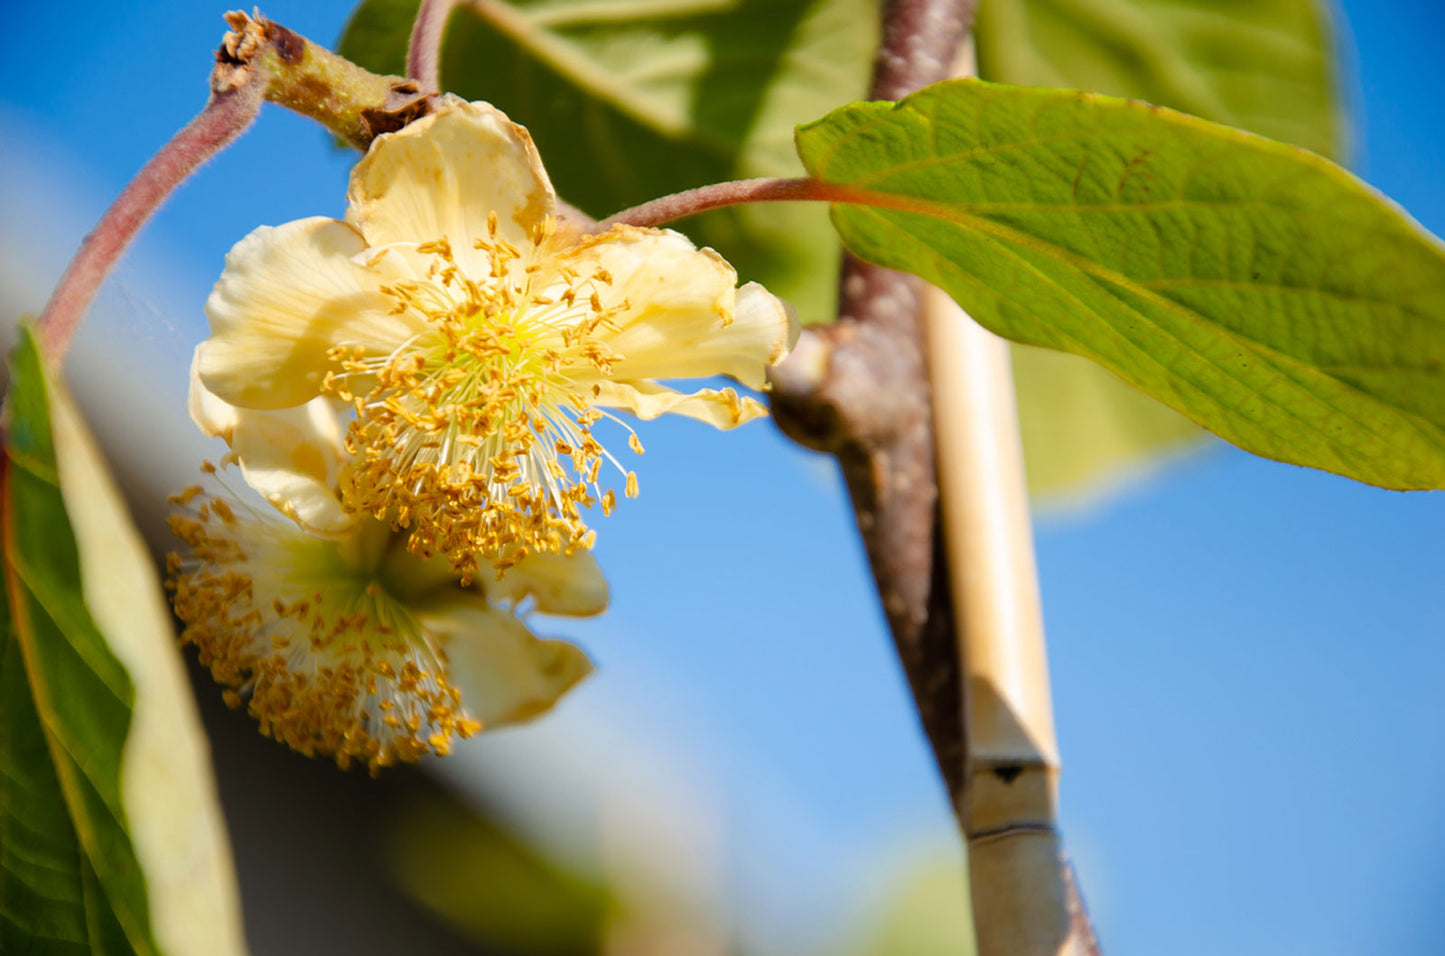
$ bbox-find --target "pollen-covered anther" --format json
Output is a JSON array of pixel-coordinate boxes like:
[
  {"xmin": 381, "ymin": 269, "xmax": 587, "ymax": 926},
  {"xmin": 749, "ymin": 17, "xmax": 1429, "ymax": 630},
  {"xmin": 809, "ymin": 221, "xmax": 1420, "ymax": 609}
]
[
  {"xmin": 167, "ymin": 486, "xmax": 479, "ymax": 774},
  {"xmin": 322, "ymin": 233, "xmax": 636, "ymax": 576}
]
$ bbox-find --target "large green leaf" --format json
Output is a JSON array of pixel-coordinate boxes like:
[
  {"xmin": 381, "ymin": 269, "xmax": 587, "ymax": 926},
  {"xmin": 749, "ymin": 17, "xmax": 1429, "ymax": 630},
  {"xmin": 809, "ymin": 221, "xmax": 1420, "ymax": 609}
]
[
  {"xmin": 1, "ymin": 328, "xmax": 246, "ymax": 955},
  {"xmin": 797, "ymin": 80, "xmax": 1445, "ymax": 490},
  {"xmin": 337, "ymin": 0, "xmax": 878, "ymax": 323},
  {"xmin": 974, "ymin": 0, "xmax": 1345, "ymax": 498}
]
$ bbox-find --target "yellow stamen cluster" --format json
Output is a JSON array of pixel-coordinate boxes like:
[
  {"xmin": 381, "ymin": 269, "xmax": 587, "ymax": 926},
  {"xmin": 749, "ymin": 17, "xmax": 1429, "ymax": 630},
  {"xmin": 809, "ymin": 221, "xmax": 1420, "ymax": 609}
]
[
  {"xmin": 324, "ymin": 216, "xmax": 640, "ymax": 582},
  {"xmin": 166, "ymin": 471, "xmax": 481, "ymax": 774}
]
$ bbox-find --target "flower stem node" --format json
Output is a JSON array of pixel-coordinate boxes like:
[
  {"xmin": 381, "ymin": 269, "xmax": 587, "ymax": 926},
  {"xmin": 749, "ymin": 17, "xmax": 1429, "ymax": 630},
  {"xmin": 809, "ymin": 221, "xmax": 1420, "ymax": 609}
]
[
  {"xmin": 195, "ymin": 98, "xmax": 798, "ymax": 577},
  {"xmin": 214, "ymin": 10, "xmax": 429, "ymax": 147}
]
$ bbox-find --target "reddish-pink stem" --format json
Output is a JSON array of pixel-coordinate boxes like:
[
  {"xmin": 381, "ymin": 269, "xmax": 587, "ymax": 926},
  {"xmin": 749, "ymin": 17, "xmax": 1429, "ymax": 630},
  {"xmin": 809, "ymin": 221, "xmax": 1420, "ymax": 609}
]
[
  {"xmin": 599, "ymin": 177, "xmax": 849, "ymax": 229},
  {"xmin": 36, "ymin": 84, "xmax": 264, "ymax": 363},
  {"xmin": 407, "ymin": 0, "xmax": 461, "ymax": 91}
]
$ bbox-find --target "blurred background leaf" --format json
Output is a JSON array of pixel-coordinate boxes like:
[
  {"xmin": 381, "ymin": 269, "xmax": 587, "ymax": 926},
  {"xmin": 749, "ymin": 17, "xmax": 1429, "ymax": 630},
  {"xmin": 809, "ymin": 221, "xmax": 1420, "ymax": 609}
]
[
  {"xmin": 0, "ymin": 536, "xmax": 132, "ymax": 954},
  {"xmin": 1, "ymin": 328, "xmax": 245, "ymax": 956},
  {"xmin": 975, "ymin": 0, "xmax": 1343, "ymax": 159},
  {"xmin": 386, "ymin": 787, "xmax": 613, "ymax": 955},
  {"xmin": 973, "ymin": 0, "xmax": 1345, "ymax": 501},
  {"xmin": 847, "ymin": 851, "xmax": 976, "ymax": 956}
]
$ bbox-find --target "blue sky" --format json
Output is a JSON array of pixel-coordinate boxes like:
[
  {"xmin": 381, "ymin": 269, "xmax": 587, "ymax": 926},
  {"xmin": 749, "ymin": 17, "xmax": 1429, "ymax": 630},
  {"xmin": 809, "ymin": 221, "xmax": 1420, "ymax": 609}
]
[{"xmin": 3, "ymin": 2, "xmax": 1444, "ymax": 954}]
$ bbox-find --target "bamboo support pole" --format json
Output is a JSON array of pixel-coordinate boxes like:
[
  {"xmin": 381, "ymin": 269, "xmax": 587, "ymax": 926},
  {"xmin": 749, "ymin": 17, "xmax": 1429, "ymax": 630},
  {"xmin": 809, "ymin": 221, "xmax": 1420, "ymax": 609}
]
[{"xmin": 926, "ymin": 285, "xmax": 1098, "ymax": 955}]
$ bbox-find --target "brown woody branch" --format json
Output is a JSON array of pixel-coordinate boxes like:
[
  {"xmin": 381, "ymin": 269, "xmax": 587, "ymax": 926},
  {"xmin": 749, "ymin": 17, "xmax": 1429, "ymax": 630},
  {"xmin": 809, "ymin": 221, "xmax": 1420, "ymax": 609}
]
[
  {"xmin": 770, "ymin": 0, "xmax": 975, "ymax": 810},
  {"xmin": 768, "ymin": 2, "xmax": 1103, "ymax": 952}
]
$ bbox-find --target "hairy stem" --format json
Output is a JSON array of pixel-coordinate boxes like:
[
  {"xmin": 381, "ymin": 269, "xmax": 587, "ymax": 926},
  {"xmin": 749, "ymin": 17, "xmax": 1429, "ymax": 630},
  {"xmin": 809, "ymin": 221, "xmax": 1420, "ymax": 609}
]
[
  {"xmin": 34, "ymin": 12, "xmax": 441, "ymax": 365},
  {"xmin": 408, "ymin": 0, "xmax": 461, "ymax": 92},
  {"xmin": 35, "ymin": 83, "xmax": 263, "ymax": 363},
  {"xmin": 600, "ymin": 178, "xmax": 824, "ymax": 229}
]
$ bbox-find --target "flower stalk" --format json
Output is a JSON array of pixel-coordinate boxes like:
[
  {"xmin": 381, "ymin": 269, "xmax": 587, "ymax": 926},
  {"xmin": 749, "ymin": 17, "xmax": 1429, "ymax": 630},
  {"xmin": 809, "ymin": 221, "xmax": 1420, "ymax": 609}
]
[
  {"xmin": 36, "ymin": 10, "xmax": 435, "ymax": 366},
  {"xmin": 35, "ymin": 83, "xmax": 262, "ymax": 363}
]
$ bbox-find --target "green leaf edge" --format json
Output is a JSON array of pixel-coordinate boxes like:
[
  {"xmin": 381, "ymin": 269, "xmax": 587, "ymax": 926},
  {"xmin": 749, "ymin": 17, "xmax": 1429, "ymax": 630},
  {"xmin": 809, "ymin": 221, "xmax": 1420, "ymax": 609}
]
[{"xmin": 1, "ymin": 326, "xmax": 160, "ymax": 956}]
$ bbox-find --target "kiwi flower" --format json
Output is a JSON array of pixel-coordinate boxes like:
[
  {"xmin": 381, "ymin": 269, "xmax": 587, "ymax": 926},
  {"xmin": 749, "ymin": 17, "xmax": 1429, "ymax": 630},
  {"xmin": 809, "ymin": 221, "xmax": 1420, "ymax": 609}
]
[
  {"xmin": 169, "ymin": 387, "xmax": 604, "ymax": 773},
  {"xmin": 193, "ymin": 97, "xmax": 797, "ymax": 578}
]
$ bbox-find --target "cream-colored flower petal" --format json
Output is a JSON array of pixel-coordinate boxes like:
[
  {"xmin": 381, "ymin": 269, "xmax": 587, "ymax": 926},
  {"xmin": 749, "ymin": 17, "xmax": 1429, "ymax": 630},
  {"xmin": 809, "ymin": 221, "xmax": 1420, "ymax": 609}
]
[
  {"xmin": 492, "ymin": 550, "xmax": 609, "ymax": 617},
  {"xmin": 199, "ymin": 217, "xmax": 419, "ymax": 409},
  {"xmin": 736, "ymin": 280, "xmax": 802, "ymax": 367},
  {"xmin": 577, "ymin": 228, "xmax": 798, "ymax": 389},
  {"xmin": 592, "ymin": 379, "xmax": 769, "ymax": 429},
  {"xmin": 346, "ymin": 99, "xmax": 555, "ymax": 275},
  {"xmin": 416, "ymin": 601, "xmax": 593, "ymax": 729},
  {"xmin": 188, "ymin": 354, "xmax": 355, "ymax": 536}
]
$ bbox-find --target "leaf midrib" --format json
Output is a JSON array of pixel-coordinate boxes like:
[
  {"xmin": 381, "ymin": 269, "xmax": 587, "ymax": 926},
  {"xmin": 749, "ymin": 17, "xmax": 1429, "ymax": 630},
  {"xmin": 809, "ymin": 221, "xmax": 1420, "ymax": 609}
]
[
  {"xmin": 816, "ymin": 181, "xmax": 1444, "ymax": 331},
  {"xmin": 840, "ymin": 199, "xmax": 1445, "ymax": 462},
  {"xmin": 848, "ymin": 205, "xmax": 1412, "ymax": 484}
]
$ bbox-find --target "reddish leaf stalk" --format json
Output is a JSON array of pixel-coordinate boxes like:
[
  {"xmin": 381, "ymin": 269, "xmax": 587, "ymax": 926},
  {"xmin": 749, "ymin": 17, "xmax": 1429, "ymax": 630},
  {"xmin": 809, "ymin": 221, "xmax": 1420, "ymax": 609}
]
[
  {"xmin": 601, "ymin": 178, "xmax": 826, "ymax": 228},
  {"xmin": 35, "ymin": 83, "xmax": 263, "ymax": 363}
]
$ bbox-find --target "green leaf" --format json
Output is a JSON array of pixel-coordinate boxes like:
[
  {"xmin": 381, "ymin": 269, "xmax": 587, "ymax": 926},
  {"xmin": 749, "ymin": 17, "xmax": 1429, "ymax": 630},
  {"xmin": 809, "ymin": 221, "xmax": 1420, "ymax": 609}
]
[
  {"xmin": 0, "ymin": 568, "xmax": 131, "ymax": 954},
  {"xmin": 797, "ymin": 80, "xmax": 1445, "ymax": 490},
  {"xmin": 337, "ymin": 0, "xmax": 878, "ymax": 323},
  {"xmin": 974, "ymin": 0, "xmax": 1345, "ymax": 499},
  {"xmin": 975, "ymin": 0, "xmax": 1343, "ymax": 160},
  {"xmin": 1, "ymin": 328, "xmax": 246, "ymax": 955}
]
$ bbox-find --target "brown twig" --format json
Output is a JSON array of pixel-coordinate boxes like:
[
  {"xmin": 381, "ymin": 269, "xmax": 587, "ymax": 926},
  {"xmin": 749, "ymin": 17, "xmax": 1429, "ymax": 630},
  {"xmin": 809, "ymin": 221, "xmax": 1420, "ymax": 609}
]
[
  {"xmin": 767, "ymin": 1, "xmax": 1103, "ymax": 951},
  {"xmin": 35, "ymin": 83, "xmax": 263, "ymax": 363},
  {"xmin": 407, "ymin": 0, "xmax": 461, "ymax": 93},
  {"xmin": 770, "ymin": 0, "xmax": 975, "ymax": 811}
]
